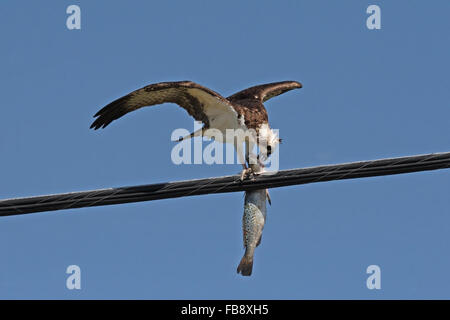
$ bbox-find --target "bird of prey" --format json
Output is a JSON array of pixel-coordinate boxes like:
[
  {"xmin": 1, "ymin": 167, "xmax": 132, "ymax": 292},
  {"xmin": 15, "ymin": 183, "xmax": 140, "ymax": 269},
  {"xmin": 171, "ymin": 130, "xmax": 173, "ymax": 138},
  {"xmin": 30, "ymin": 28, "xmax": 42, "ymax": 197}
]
[{"xmin": 90, "ymin": 80, "xmax": 302, "ymax": 176}]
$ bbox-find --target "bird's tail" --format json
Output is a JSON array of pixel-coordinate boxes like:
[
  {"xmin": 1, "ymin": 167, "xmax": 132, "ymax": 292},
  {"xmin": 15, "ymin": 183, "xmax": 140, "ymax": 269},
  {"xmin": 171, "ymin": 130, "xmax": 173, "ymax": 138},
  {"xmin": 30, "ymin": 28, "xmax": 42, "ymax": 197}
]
[{"xmin": 237, "ymin": 256, "xmax": 254, "ymax": 276}]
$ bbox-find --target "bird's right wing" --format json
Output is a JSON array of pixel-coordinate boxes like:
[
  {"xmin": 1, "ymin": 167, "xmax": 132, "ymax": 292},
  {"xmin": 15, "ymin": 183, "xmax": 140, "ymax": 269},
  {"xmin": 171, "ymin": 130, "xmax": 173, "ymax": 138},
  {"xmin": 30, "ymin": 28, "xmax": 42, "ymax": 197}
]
[
  {"xmin": 90, "ymin": 81, "xmax": 238, "ymax": 129},
  {"xmin": 227, "ymin": 80, "xmax": 302, "ymax": 103}
]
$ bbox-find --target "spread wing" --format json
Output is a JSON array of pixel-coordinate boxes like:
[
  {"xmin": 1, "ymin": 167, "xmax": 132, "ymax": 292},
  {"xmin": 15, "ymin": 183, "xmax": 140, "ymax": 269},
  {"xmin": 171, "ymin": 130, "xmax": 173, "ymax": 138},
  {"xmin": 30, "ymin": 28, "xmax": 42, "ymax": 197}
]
[
  {"xmin": 227, "ymin": 80, "xmax": 302, "ymax": 103},
  {"xmin": 90, "ymin": 81, "xmax": 238, "ymax": 129}
]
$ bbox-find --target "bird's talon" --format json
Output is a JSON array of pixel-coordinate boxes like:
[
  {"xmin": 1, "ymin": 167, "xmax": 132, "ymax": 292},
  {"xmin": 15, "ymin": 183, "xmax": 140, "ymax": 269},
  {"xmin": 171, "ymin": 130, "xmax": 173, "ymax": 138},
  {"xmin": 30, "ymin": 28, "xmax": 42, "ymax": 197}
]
[{"xmin": 240, "ymin": 168, "xmax": 254, "ymax": 181}]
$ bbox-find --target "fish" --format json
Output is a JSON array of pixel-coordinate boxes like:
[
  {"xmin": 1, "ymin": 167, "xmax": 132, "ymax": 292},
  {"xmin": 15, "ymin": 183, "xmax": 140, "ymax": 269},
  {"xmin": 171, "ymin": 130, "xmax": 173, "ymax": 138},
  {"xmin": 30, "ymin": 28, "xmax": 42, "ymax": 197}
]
[{"xmin": 237, "ymin": 187, "xmax": 268, "ymax": 276}]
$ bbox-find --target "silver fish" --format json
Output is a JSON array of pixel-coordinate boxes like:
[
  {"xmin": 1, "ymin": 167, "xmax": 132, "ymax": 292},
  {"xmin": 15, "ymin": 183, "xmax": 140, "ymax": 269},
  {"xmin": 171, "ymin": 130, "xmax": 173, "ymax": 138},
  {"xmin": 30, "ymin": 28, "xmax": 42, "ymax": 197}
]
[{"xmin": 237, "ymin": 188, "xmax": 268, "ymax": 276}]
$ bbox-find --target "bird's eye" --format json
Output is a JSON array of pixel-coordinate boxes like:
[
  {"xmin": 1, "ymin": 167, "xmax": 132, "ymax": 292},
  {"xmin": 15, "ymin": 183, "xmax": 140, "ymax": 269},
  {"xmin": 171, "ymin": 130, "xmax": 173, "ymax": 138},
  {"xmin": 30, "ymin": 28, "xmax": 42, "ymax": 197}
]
[{"xmin": 267, "ymin": 145, "xmax": 272, "ymax": 155}]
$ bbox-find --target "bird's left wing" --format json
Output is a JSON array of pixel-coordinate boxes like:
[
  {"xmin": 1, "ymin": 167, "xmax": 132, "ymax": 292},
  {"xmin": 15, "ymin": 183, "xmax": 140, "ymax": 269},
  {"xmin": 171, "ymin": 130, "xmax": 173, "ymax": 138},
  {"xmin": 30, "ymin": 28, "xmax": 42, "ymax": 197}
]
[{"xmin": 90, "ymin": 81, "xmax": 238, "ymax": 129}]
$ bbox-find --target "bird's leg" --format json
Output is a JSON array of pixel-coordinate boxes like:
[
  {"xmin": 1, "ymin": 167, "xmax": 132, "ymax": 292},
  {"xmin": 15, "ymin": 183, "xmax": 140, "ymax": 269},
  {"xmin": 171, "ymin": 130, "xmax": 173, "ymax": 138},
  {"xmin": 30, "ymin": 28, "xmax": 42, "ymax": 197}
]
[
  {"xmin": 238, "ymin": 141, "xmax": 272, "ymax": 203},
  {"xmin": 239, "ymin": 140, "xmax": 255, "ymax": 181},
  {"xmin": 254, "ymin": 154, "xmax": 266, "ymax": 171}
]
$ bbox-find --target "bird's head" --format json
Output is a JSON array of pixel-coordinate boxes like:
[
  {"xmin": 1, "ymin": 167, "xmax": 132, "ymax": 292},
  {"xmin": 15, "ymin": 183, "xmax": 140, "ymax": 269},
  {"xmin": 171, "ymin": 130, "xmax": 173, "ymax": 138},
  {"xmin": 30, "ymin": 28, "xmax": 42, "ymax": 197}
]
[{"xmin": 257, "ymin": 124, "xmax": 281, "ymax": 162}]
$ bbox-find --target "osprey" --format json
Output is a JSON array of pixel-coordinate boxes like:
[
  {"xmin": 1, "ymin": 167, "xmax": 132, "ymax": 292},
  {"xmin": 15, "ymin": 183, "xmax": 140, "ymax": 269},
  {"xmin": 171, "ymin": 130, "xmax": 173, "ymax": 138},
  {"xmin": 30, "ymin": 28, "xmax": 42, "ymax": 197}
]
[{"xmin": 90, "ymin": 80, "xmax": 302, "ymax": 177}]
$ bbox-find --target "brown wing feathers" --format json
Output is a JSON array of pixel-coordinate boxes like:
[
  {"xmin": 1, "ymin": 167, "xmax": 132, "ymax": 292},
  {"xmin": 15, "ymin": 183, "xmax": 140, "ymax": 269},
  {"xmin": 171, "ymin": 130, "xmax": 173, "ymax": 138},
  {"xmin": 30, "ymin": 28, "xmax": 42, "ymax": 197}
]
[
  {"xmin": 90, "ymin": 81, "xmax": 224, "ymax": 130},
  {"xmin": 90, "ymin": 80, "xmax": 302, "ymax": 130},
  {"xmin": 227, "ymin": 80, "xmax": 302, "ymax": 103}
]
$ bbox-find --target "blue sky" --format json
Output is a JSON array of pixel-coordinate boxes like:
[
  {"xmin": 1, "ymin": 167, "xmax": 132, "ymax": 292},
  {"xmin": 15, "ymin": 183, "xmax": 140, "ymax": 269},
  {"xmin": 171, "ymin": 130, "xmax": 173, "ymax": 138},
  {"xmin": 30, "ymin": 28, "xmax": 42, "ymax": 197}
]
[{"xmin": 0, "ymin": 0, "xmax": 449, "ymax": 299}]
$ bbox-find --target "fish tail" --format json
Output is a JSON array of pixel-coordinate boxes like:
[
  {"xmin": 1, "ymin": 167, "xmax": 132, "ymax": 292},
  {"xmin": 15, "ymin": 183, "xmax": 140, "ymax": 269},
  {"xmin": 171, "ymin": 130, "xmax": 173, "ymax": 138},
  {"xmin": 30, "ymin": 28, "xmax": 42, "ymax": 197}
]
[{"xmin": 237, "ymin": 256, "xmax": 254, "ymax": 276}]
